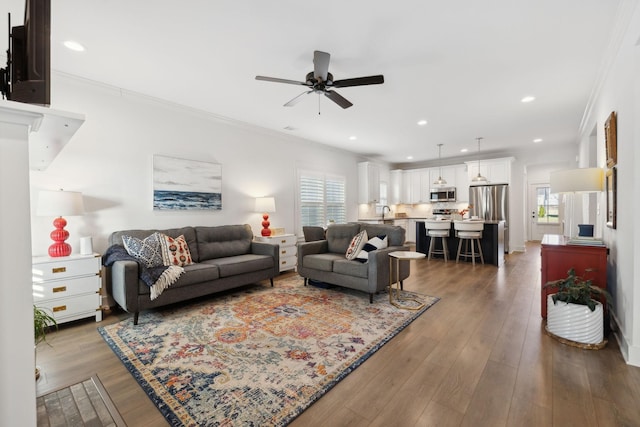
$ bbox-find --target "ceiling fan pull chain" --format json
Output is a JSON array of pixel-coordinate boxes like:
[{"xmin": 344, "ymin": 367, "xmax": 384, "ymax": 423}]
[{"xmin": 318, "ymin": 94, "xmax": 321, "ymax": 115}]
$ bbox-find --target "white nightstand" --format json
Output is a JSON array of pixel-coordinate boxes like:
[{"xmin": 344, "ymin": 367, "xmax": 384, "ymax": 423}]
[
  {"xmin": 254, "ymin": 234, "xmax": 297, "ymax": 272},
  {"xmin": 32, "ymin": 253, "xmax": 103, "ymax": 324}
]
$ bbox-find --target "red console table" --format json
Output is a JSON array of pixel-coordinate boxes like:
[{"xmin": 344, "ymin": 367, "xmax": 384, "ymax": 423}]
[{"xmin": 540, "ymin": 234, "xmax": 608, "ymax": 318}]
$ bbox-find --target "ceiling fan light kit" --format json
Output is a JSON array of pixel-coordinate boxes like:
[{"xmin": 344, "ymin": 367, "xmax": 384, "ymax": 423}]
[{"xmin": 256, "ymin": 50, "xmax": 384, "ymax": 111}]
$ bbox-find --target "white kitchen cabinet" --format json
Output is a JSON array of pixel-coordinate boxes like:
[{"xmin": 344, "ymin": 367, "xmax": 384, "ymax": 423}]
[
  {"xmin": 407, "ymin": 169, "xmax": 423, "ymax": 204},
  {"xmin": 358, "ymin": 162, "xmax": 380, "ymax": 204},
  {"xmin": 389, "ymin": 169, "xmax": 403, "ymax": 205},
  {"xmin": 455, "ymin": 164, "xmax": 469, "ymax": 202},
  {"xmin": 406, "ymin": 219, "xmax": 419, "ymax": 243},
  {"xmin": 32, "ymin": 254, "xmax": 103, "ymax": 324},
  {"xmin": 428, "ymin": 166, "xmax": 456, "ymax": 189},
  {"xmin": 254, "ymin": 234, "xmax": 297, "ymax": 272},
  {"xmin": 466, "ymin": 157, "xmax": 514, "ymax": 185}
]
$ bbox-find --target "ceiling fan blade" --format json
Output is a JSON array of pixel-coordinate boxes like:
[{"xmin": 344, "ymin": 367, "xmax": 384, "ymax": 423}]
[
  {"xmin": 284, "ymin": 90, "xmax": 313, "ymax": 107},
  {"xmin": 324, "ymin": 90, "xmax": 353, "ymax": 109},
  {"xmin": 332, "ymin": 75, "xmax": 384, "ymax": 88},
  {"xmin": 255, "ymin": 76, "xmax": 309, "ymax": 86},
  {"xmin": 313, "ymin": 51, "xmax": 330, "ymax": 82}
]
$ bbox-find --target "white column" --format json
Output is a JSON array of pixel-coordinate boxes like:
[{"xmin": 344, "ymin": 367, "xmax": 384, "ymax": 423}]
[
  {"xmin": 0, "ymin": 116, "xmax": 37, "ymax": 427},
  {"xmin": 0, "ymin": 101, "xmax": 85, "ymax": 426}
]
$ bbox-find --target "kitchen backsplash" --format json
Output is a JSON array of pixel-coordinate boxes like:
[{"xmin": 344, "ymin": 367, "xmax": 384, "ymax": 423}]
[{"xmin": 358, "ymin": 202, "xmax": 470, "ymax": 219}]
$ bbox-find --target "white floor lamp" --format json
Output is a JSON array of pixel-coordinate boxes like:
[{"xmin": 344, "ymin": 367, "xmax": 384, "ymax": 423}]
[{"xmin": 549, "ymin": 168, "xmax": 604, "ymax": 239}]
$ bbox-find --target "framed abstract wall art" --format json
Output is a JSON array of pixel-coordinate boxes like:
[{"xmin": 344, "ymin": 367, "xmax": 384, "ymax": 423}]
[
  {"xmin": 153, "ymin": 155, "xmax": 222, "ymax": 210},
  {"xmin": 605, "ymin": 111, "xmax": 617, "ymax": 168}
]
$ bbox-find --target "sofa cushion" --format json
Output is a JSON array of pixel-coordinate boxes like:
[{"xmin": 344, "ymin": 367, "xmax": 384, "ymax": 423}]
[
  {"xmin": 326, "ymin": 223, "xmax": 361, "ymax": 254},
  {"xmin": 333, "ymin": 259, "xmax": 368, "ymax": 279},
  {"xmin": 355, "ymin": 235, "xmax": 388, "ymax": 263},
  {"xmin": 137, "ymin": 263, "xmax": 219, "ymax": 295},
  {"xmin": 345, "ymin": 230, "xmax": 368, "ymax": 260},
  {"xmin": 110, "ymin": 227, "xmax": 199, "ymax": 262},
  {"xmin": 122, "ymin": 232, "xmax": 164, "ymax": 268},
  {"xmin": 302, "ymin": 253, "xmax": 343, "ymax": 272},
  {"xmin": 196, "ymin": 225, "xmax": 253, "ymax": 261},
  {"xmin": 361, "ymin": 224, "xmax": 405, "ymax": 246},
  {"xmin": 202, "ymin": 254, "xmax": 274, "ymax": 277},
  {"xmin": 159, "ymin": 234, "xmax": 194, "ymax": 267}
]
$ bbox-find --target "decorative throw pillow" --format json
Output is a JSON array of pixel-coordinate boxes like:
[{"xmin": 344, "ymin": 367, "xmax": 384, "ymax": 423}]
[
  {"xmin": 122, "ymin": 233, "xmax": 164, "ymax": 268},
  {"xmin": 158, "ymin": 234, "xmax": 194, "ymax": 267},
  {"xmin": 355, "ymin": 235, "xmax": 388, "ymax": 263},
  {"xmin": 345, "ymin": 230, "xmax": 368, "ymax": 260}
]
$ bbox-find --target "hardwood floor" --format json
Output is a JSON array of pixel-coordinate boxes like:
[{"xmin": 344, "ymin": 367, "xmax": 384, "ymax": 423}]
[{"xmin": 36, "ymin": 242, "xmax": 640, "ymax": 426}]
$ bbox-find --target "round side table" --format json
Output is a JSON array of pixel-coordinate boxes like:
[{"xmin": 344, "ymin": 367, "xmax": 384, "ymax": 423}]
[{"xmin": 388, "ymin": 251, "xmax": 426, "ymax": 310}]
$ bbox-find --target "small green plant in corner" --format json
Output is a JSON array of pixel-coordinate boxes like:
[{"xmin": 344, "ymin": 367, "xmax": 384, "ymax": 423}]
[
  {"xmin": 34, "ymin": 305, "xmax": 57, "ymax": 346},
  {"xmin": 543, "ymin": 268, "xmax": 612, "ymax": 312}
]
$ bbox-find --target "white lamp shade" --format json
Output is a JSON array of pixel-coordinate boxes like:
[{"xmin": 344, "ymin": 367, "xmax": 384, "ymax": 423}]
[
  {"xmin": 255, "ymin": 197, "xmax": 276, "ymax": 213},
  {"xmin": 550, "ymin": 168, "xmax": 604, "ymax": 194},
  {"xmin": 37, "ymin": 190, "xmax": 85, "ymax": 217}
]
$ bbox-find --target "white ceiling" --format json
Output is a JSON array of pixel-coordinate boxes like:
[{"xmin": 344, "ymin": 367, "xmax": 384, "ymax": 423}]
[{"xmin": 2, "ymin": 0, "xmax": 623, "ymax": 165}]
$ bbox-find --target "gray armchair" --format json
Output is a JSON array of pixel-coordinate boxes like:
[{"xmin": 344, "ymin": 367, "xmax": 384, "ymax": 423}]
[{"xmin": 297, "ymin": 223, "xmax": 410, "ymax": 302}]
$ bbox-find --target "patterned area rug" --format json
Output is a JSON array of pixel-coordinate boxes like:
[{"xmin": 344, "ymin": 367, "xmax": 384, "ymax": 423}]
[{"xmin": 98, "ymin": 275, "xmax": 439, "ymax": 426}]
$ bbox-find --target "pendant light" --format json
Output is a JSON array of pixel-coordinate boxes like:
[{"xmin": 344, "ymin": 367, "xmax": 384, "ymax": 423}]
[
  {"xmin": 471, "ymin": 137, "xmax": 487, "ymax": 182},
  {"xmin": 433, "ymin": 143, "xmax": 447, "ymax": 185}
]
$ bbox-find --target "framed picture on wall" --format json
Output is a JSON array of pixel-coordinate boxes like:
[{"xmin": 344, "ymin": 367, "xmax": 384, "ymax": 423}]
[
  {"xmin": 153, "ymin": 155, "xmax": 222, "ymax": 210},
  {"xmin": 605, "ymin": 111, "xmax": 617, "ymax": 168},
  {"xmin": 606, "ymin": 166, "xmax": 617, "ymax": 229}
]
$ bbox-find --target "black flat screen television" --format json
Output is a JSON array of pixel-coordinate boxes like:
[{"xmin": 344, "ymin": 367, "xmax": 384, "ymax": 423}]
[{"xmin": 0, "ymin": 0, "xmax": 50, "ymax": 106}]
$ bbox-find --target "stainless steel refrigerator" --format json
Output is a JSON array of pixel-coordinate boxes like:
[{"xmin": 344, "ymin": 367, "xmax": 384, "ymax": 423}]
[{"xmin": 469, "ymin": 184, "xmax": 509, "ymax": 252}]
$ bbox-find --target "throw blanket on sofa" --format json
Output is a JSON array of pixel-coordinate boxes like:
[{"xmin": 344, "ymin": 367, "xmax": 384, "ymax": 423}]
[{"xmin": 103, "ymin": 245, "xmax": 184, "ymax": 300}]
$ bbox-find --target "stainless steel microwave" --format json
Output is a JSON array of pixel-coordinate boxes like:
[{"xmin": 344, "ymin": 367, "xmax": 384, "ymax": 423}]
[{"xmin": 429, "ymin": 187, "xmax": 456, "ymax": 202}]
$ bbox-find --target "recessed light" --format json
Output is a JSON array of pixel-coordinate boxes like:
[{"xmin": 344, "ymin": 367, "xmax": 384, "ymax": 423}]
[
  {"xmin": 63, "ymin": 40, "xmax": 86, "ymax": 52},
  {"xmin": 417, "ymin": 120, "xmax": 427, "ymax": 126},
  {"xmin": 460, "ymin": 148, "xmax": 468, "ymax": 153},
  {"xmin": 349, "ymin": 136, "xmax": 357, "ymax": 141},
  {"xmin": 406, "ymin": 156, "xmax": 414, "ymax": 160},
  {"xmin": 521, "ymin": 96, "xmax": 536, "ymax": 103},
  {"xmin": 533, "ymin": 138, "xmax": 543, "ymax": 143}
]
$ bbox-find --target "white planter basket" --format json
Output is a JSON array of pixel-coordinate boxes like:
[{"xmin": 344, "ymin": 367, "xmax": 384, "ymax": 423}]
[{"xmin": 546, "ymin": 294, "xmax": 603, "ymax": 345}]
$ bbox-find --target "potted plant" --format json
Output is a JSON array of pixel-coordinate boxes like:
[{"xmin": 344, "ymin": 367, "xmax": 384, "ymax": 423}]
[
  {"xmin": 34, "ymin": 305, "xmax": 57, "ymax": 379},
  {"xmin": 543, "ymin": 268, "xmax": 611, "ymax": 348}
]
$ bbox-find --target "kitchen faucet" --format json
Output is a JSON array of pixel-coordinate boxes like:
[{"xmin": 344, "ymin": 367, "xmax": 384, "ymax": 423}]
[{"xmin": 382, "ymin": 205, "xmax": 391, "ymax": 220}]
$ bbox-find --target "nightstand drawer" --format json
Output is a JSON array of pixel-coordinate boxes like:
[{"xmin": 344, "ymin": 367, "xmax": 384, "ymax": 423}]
[
  {"xmin": 35, "ymin": 293, "xmax": 101, "ymax": 322},
  {"xmin": 271, "ymin": 235, "xmax": 297, "ymax": 247},
  {"xmin": 279, "ymin": 246, "xmax": 295, "ymax": 257},
  {"xmin": 32, "ymin": 275, "xmax": 101, "ymax": 302},
  {"xmin": 32, "ymin": 256, "xmax": 101, "ymax": 281},
  {"xmin": 280, "ymin": 255, "xmax": 297, "ymax": 271}
]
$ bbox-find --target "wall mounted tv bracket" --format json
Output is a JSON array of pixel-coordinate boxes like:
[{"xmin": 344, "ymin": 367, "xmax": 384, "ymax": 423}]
[{"xmin": 0, "ymin": 14, "xmax": 12, "ymax": 100}]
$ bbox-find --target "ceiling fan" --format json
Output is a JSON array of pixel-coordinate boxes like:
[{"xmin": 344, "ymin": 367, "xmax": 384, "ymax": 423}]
[{"xmin": 255, "ymin": 50, "xmax": 384, "ymax": 109}]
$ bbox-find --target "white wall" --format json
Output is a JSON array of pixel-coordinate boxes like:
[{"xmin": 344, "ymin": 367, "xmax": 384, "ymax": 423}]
[
  {"xmin": 29, "ymin": 74, "xmax": 365, "ymax": 256},
  {"xmin": 579, "ymin": 0, "xmax": 640, "ymax": 366}
]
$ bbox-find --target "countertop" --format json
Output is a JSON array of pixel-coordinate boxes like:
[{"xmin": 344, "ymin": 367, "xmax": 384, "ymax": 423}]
[
  {"xmin": 357, "ymin": 217, "xmax": 428, "ymax": 221},
  {"xmin": 416, "ymin": 219, "xmax": 506, "ymax": 224}
]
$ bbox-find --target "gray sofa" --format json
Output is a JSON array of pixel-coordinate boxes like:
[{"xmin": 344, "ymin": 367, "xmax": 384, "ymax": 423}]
[
  {"xmin": 106, "ymin": 224, "xmax": 279, "ymax": 324},
  {"xmin": 297, "ymin": 223, "xmax": 410, "ymax": 302}
]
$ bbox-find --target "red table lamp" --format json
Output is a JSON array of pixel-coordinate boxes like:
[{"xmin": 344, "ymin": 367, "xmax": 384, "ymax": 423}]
[
  {"xmin": 255, "ymin": 197, "xmax": 276, "ymax": 237},
  {"xmin": 37, "ymin": 189, "xmax": 85, "ymax": 257}
]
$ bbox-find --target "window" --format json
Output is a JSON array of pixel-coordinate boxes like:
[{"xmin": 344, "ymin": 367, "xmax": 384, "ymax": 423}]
[
  {"xmin": 537, "ymin": 186, "xmax": 559, "ymax": 224},
  {"xmin": 299, "ymin": 171, "xmax": 346, "ymax": 227}
]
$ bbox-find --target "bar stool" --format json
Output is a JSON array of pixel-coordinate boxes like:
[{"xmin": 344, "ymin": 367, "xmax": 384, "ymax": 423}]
[
  {"xmin": 424, "ymin": 220, "xmax": 451, "ymax": 262},
  {"xmin": 454, "ymin": 220, "xmax": 485, "ymax": 265}
]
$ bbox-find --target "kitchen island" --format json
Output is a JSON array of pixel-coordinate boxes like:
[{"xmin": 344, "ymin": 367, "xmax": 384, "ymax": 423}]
[{"xmin": 416, "ymin": 220, "xmax": 505, "ymax": 267}]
